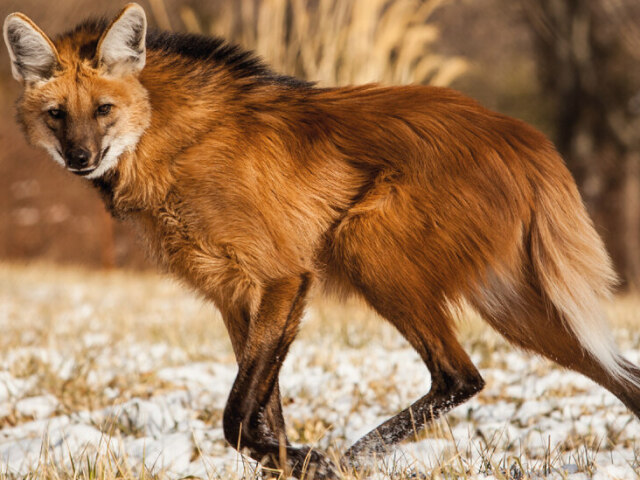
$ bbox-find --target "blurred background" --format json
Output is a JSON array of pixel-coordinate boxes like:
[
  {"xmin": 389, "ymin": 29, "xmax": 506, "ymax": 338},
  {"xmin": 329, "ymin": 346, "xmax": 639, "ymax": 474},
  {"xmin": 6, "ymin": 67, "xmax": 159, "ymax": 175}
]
[{"xmin": 0, "ymin": 0, "xmax": 639, "ymax": 286}]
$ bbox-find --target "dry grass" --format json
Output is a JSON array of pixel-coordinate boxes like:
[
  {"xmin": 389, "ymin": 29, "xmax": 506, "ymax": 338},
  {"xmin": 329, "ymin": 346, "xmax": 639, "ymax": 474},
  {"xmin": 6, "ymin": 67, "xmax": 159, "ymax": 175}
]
[
  {"xmin": 0, "ymin": 263, "xmax": 231, "ymax": 418},
  {"xmin": 0, "ymin": 262, "xmax": 639, "ymax": 479},
  {"xmin": 179, "ymin": 0, "xmax": 467, "ymax": 87}
]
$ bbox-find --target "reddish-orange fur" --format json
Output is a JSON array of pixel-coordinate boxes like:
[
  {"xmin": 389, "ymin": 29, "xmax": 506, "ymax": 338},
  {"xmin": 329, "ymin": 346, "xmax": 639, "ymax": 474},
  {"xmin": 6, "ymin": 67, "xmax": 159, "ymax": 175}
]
[{"xmin": 6, "ymin": 4, "xmax": 640, "ymax": 478}]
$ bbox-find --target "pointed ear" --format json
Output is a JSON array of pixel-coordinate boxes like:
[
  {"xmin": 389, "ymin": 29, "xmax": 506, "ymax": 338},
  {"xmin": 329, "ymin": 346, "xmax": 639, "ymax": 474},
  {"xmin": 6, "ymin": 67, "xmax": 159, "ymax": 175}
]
[
  {"xmin": 3, "ymin": 13, "xmax": 60, "ymax": 83},
  {"xmin": 97, "ymin": 3, "xmax": 147, "ymax": 76}
]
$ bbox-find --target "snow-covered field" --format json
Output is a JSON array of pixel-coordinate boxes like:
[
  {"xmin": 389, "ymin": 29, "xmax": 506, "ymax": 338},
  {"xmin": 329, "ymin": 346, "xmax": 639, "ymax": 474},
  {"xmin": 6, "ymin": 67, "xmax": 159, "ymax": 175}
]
[{"xmin": 0, "ymin": 263, "xmax": 639, "ymax": 479}]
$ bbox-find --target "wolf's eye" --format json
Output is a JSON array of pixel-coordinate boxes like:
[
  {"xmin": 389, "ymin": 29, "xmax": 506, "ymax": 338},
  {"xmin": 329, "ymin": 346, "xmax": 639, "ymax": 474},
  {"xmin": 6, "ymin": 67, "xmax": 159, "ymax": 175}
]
[
  {"xmin": 96, "ymin": 104, "xmax": 113, "ymax": 116},
  {"xmin": 48, "ymin": 108, "xmax": 65, "ymax": 120}
]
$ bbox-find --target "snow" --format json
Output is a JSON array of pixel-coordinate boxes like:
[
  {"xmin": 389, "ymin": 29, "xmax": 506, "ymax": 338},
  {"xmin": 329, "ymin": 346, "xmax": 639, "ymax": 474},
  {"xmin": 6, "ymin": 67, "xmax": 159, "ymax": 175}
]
[
  {"xmin": 1, "ymin": 335, "xmax": 638, "ymax": 478},
  {"xmin": 0, "ymin": 268, "xmax": 638, "ymax": 478},
  {"xmin": 15, "ymin": 395, "xmax": 58, "ymax": 419}
]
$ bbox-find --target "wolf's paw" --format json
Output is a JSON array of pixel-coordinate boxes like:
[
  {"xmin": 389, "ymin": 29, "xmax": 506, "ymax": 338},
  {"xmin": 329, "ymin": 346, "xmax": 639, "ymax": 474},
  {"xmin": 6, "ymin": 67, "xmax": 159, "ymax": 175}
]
[{"xmin": 288, "ymin": 446, "xmax": 340, "ymax": 479}]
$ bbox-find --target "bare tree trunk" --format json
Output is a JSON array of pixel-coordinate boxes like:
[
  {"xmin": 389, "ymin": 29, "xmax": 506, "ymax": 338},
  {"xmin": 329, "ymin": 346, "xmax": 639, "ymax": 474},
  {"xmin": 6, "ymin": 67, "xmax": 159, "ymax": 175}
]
[{"xmin": 522, "ymin": 0, "xmax": 640, "ymax": 287}]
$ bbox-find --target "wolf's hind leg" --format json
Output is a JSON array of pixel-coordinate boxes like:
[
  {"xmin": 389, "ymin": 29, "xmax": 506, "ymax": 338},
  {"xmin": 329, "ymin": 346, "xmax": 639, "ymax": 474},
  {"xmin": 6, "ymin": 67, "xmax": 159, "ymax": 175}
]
[
  {"xmin": 342, "ymin": 306, "xmax": 484, "ymax": 467},
  {"xmin": 332, "ymin": 182, "xmax": 485, "ymax": 467}
]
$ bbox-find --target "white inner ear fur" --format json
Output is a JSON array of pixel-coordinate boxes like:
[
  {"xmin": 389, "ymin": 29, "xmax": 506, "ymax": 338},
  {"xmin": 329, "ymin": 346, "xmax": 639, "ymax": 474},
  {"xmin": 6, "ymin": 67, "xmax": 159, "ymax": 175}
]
[
  {"xmin": 3, "ymin": 15, "xmax": 58, "ymax": 82},
  {"xmin": 99, "ymin": 5, "xmax": 147, "ymax": 76}
]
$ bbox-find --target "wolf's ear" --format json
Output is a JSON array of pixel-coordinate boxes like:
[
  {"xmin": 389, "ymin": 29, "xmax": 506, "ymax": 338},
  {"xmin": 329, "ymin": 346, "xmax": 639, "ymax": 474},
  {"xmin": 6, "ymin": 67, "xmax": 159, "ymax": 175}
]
[
  {"xmin": 97, "ymin": 3, "xmax": 147, "ymax": 76},
  {"xmin": 3, "ymin": 13, "xmax": 60, "ymax": 83}
]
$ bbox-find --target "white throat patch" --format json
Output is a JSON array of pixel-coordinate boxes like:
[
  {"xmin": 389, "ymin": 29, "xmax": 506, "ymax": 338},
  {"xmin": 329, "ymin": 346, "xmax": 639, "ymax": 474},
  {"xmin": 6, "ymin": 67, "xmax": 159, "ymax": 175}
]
[{"xmin": 85, "ymin": 132, "xmax": 142, "ymax": 180}]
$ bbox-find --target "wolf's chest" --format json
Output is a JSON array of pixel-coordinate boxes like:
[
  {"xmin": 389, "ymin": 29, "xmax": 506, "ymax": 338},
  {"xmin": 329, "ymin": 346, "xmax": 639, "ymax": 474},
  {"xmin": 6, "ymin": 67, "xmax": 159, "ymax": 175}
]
[{"xmin": 141, "ymin": 198, "xmax": 259, "ymax": 305}]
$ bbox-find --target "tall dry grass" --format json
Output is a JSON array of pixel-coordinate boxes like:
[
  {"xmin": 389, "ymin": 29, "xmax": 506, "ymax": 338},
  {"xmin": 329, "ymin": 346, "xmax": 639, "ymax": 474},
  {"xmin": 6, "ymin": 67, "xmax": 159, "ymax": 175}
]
[{"xmin": 178, "ymin": 0, "xmax": 467, "ymax": 87}]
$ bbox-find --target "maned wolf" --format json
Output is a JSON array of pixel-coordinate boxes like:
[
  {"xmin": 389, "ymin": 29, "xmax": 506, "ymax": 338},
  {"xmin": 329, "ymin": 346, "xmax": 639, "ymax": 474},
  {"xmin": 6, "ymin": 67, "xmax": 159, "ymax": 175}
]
[{"xmin": 4, "ymin": 3, "xmax": 640, "ymax": 478}]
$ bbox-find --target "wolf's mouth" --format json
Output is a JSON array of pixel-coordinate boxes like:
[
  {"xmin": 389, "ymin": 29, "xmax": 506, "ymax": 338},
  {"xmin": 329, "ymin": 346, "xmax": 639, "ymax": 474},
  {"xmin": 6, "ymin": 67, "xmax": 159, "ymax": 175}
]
[{"xmin": 69, "ymin": 167, "xmax": 97, "ymax": 176}]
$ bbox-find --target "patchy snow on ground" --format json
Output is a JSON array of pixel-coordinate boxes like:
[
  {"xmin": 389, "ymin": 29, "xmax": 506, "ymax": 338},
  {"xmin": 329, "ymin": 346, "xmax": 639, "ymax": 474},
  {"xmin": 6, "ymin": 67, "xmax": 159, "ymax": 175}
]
[{"xmin": 0, "ymin": 263, "xmax": 638, "ymax": 479}]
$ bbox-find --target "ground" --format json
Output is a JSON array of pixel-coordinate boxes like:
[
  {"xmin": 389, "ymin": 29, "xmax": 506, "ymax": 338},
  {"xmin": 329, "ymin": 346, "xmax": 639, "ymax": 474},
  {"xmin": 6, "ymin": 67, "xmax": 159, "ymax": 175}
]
[{"xmin": 0, "ymin": 262, "xmax": 639, "ymax": 479}]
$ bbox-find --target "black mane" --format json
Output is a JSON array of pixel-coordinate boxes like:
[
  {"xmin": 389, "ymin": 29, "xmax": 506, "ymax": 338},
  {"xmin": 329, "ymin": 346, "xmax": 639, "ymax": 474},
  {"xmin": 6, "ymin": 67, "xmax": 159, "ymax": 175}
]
[
  {"xmin": 56, "ymin": 18, "xmax": 312, "ymax": 89},
  {"xmin": 146, "ymin": 30, "xmax": 312, "ymax": 88}
]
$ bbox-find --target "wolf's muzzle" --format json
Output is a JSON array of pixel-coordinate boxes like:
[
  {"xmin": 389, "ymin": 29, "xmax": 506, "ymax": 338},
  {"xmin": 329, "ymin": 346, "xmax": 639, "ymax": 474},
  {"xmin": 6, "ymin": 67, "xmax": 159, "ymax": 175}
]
[{"xmin": 65, "ymin": 147, "xmax": 92, "ymax": 171}]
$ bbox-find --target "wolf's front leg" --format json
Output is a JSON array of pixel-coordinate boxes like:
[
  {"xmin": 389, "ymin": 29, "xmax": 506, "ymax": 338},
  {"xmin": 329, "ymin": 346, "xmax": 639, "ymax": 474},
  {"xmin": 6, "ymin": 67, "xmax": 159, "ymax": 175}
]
[
  {"xmin": 221, "ymin": 304, "xmax": 288, "ymax": 440},
  {"xmin": 222, "ymin": 274, "xmax": 339, "ymax": 479}
]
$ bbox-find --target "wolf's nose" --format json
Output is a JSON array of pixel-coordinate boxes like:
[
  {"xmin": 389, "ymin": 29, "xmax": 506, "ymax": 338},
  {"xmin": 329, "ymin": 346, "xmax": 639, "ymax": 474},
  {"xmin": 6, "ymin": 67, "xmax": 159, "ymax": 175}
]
[{"xmin": 66, "ymin": 147, "xmax": 91, "ymax": 169}]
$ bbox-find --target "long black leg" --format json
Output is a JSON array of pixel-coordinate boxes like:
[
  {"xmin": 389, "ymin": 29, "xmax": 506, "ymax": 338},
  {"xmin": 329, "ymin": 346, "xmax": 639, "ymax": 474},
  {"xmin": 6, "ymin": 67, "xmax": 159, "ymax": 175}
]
[
  {"xmin": 222, "ymin": 274, "xmax": 339, "ymax": 479},
  {"xmin": 342, "ymin": 310, "xmax": 485, "ymax": 469},
  {"xmin": 221, "ymin": 305, "xmax": 288, "ymax": 441}
]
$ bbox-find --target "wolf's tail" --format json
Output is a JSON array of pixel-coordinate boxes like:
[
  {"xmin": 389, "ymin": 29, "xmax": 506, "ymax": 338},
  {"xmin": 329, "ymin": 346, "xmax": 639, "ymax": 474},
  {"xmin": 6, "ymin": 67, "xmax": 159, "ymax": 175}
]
[
  {"xmin": 529, "ymin": 181, "xmax": 636, "ymax": 383},
  {"xmin": 473, "ymin": 169, "xmax": 640, "ymax": 416}
]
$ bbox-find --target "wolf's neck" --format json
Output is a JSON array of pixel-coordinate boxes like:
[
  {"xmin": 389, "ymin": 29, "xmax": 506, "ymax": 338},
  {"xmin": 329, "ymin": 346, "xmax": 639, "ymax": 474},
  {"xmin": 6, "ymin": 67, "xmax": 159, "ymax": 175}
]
[
  {"xmin": 92, "ymin": 169, "xmax": 123, "ymax": 217},
  {"xmin": 90, "ymin": 146, "xmax": 172, "ymax": 219}
]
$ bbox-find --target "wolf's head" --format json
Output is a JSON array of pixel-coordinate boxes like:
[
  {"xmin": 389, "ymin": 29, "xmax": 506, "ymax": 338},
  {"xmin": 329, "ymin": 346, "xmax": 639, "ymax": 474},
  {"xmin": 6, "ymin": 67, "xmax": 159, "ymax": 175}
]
[{"xmin": 3, "ymin": 4, "xmax": 151, "ymax": 179}]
